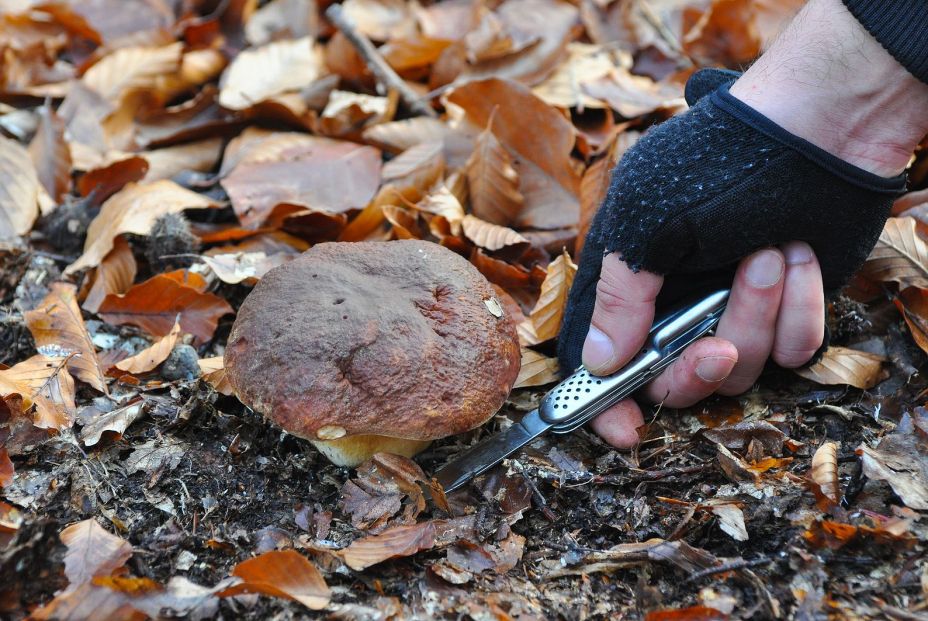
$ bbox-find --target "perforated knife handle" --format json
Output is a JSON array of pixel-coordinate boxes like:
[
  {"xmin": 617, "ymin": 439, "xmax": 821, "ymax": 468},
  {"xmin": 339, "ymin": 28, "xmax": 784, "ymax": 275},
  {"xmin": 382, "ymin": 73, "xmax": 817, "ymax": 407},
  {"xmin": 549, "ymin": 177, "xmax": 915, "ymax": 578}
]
[{"xmin": 539, "ymin": 289, "xmax": 729, "ymax": 434}]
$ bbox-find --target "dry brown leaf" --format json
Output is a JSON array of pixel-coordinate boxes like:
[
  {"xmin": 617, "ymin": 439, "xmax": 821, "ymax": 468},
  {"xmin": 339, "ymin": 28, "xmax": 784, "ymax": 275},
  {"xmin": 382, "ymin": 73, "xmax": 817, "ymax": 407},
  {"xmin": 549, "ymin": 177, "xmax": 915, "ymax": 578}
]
[
  {"xmin": 380, "ymin": 141, "xmax": 445, "ymax": 203},
  {"xmin": 895, "ymin": 287, "xmax": 928, "ymax": 355},
  {"xmin": 861, "ymin": 217, "xmax": 928, "ymax": 289},
  {"xmin": 513, "ymin": 348, "xmax": 559, "ymax": 389},
  {"xmin": 582, "ymin": 68, "xmax": 684, "ymax": 118},
  {"xmin": 25, "ymin": 282, "xmax": 107, "ymax": 393},
  {"xmin": 60, "ymin": 519, "xmax": 133, "ymax": 590},
  {"xmin": 28, "ymin": 104, "xmax": 71, "ymax": 203},
  {"xmin": 461, "ymin": 215, "xmax": 527, "ymax": 252},
  {"xmin": 114, "ymin": 320, "xmax": 181, "ymax": 374},
  {"xmin": 340, "ymin": 521, "xmax": 437, "ymax": 570},
  {"xmin": 197, "ymin": 356, "xmax": 234, "ymax": 396},
  {"xmin": 82, "ymin": 43, "xmax": 183, "ymax": 104},
  {"xmin": 202, "ymin": 252, "xmax": 291, "ymax": 285},
  {"xmin": 83, "ymin": 236, "xmax": 137, "ymax": 314},
  {"xmin": 532, "ymin": 42, "xmax": 621, "ymax": 109},
  {"xmin": 0, "ymin": 355, "xmax": 76, "ymax": 431},
  {"xmin": 362, "ymin": 117, "xmax": 455, "ymax": 153},
  {"xmin": 577, "ymin": 131, "xmax": 639, "ymax": 258},
  {"xmin": 245, "ymin": 0, "xmax": 319, "ymax": 46},
  {"xmin": 98, "ymin": 274, "xmax": 232, "ymax": 344},
  {"xmin": 795, "ymin": 346, "xmax": 887, "ymax": 390},
  {"xmin": 66, "ymin": 180, "xmax": 221, "ymax": 274},
  {"xmin": 518, "ymin": 249, "xmax": 576, "ymax": 345},
  {"xmin": 340, "ymin": 0, "xmax": 417, "ymax": 41},
  {"xmin": 219, "ymin": 550, "xmax": 331, "ymax": 610},
  {"xmin": 0, "ymin": 448, "xmax": 12, "ymax": 488},
  {"xmin": 811, "ymin": 441, "xmax": 840, "ymax": 505},
  {"xmin": 219, "ymin": 37, "xmax": 326, "ymax": 110},
  {"xmin": 0, "ymin": 134, "xmax": 40, "ymax": 239},
  {"xmin": 80, "ymin": 400, "xmax": 145, "ymax": 447},
  {"xmin": 220, "ymin": 132, "xmax": 381, "ymax": 228},
  {"xmin": 141, "ymin": 138, "xmax": 224, "ymax": 183},
  {"xmin": 318, "ymin": 90, "xmax": 396, "ymax": 137},
  {"xmin": 856, "ymin": 410, "xmax": 928, "ymax": 510},
  {"xmin": 415, "ymin": 184, "xmax": 465, "ymax": 233},
  {"xmin": 466, "ymin": 118, "xmax": 524, "ymax": 227}
]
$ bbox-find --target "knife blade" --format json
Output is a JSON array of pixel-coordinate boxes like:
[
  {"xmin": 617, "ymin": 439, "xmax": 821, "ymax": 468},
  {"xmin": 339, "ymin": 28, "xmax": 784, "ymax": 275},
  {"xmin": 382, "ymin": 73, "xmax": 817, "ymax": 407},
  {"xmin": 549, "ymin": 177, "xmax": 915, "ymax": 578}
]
[{"xmin": 432, "ymin": 289, "xmax": 730, "ymax": 493}]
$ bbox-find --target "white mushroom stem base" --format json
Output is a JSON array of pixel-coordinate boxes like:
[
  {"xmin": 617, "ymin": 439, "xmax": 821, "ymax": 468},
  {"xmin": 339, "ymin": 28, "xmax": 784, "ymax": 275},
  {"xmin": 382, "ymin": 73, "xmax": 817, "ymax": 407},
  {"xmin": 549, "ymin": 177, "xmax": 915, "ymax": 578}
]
[{"xmin": 310, "ymin": 435, "xmax": 432, "ymax": 467}]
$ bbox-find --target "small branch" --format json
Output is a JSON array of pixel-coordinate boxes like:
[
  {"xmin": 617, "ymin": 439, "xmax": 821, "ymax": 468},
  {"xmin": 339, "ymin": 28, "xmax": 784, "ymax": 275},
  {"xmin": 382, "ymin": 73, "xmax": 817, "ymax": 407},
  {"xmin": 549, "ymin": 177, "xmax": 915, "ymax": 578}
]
[
  {"xmin": 685, "ymin": 557, "xmax": 773, "ymax": 583},
  {"xmin": 325, "ymin": 4, "xmax": 437, "ymax": 118}
]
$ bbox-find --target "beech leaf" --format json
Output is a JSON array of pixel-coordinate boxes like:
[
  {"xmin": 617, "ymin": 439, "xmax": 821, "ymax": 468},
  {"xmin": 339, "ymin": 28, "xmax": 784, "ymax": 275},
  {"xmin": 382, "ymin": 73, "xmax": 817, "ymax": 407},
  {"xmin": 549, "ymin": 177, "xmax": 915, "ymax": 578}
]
[
  {"xmin": 518, "ymin": 249, "xmax": 576, "ymax": 345},
  {"xmin": 60, "ymin": 519, "xmax": 133, "ymax": 590},
  {"xmin": 197, "ymin": 356, "xmax": 234, "ymax": 396},
  {"xmin": 466, "ymin": 119, "xmax": 524, "ymax": 227},
  {"xmin": 513, "ymin": 348, "xmax": 560, "ymax": 389},
  {"xmin": 340, "ymin": 521, "xmax": 437, "ymax": 570},
  {"xmin": 83, "ymin": 236, "xmax": 138, "ymax": 314},
  {"xmin": 115, "ymin": 320, "xmax": 182, "ymax": 374},
  {"xmin": 220, "ymin": 550, "xmax": 331, "ymax": 610},
  {"xmin": 861, "ymin": 217, "xmax": 928, "ymax": 289},
  {"xmin": 0, "ymin": 134, "xmax": 40, "ymax": 239},
  {"xmin": 461, "ymin": 215, "xmax": 527, "ymax": 252},
  {"xmin": 794, "ymin": 346, "xmax": 887, "ymax": 390},
  {"xmin": 0, "ymin": 355, "xmax": 77, "ymax": 431},
  {"xmin": 219, "ymin": 37, "xmax": 326, "ymax": 110},
  {"xmin": 28, "ymin": 104, "xmax": 72, "ymax": 203}
]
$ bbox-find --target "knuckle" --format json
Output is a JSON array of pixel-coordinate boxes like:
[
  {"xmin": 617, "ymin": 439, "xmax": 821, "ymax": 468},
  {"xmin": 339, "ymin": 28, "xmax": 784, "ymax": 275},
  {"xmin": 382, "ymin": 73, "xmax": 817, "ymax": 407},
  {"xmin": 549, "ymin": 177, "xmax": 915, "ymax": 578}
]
[{"xmin": 594, "ymin": 277, "xmax": 633, "ymax": 315}]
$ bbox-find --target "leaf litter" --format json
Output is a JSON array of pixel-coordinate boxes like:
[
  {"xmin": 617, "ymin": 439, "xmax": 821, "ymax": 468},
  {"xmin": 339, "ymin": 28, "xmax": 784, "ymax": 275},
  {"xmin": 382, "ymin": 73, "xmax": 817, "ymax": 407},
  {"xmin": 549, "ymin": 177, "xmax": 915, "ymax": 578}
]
[{"xmin": 0, "ymin": 0, "xmax": 927, "ymax": 619}]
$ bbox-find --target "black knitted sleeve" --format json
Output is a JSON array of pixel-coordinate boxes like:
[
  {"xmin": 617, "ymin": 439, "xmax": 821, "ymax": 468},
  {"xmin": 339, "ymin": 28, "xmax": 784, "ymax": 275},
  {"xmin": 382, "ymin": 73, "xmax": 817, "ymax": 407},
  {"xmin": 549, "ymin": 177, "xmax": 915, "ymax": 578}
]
[{"xmin": 842, "ymin": 0, "xmax": 928, "ymax": 84}]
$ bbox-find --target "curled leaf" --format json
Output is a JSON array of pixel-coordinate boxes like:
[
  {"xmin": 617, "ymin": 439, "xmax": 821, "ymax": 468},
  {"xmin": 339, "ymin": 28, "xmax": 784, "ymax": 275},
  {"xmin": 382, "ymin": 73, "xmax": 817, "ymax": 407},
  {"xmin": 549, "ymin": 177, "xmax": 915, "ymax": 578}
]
[
  {"xmin": 811, "ymin": 441, "xmax": 840, "ymax": 505},
  {"xmin": 114, "ymin": 320, "xmax": 181, "ymax": 374},
  {"xmin": 861, "ymin": 217, "xmax": 928, "ymax": 289}
]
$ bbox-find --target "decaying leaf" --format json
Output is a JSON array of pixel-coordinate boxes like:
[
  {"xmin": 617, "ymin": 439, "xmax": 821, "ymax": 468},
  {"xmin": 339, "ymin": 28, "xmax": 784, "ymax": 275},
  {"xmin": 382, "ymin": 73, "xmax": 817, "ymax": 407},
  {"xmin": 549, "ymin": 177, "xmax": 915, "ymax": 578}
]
[
  {"xmin": 28, "ymin": 104, "xmax": 72, "ymax": 203},
  {"xmin": 0, "ymin": 448, "xmax": 12, "ymax": 487},
  {"xmin": 861, "ymin": 217, "xmax": 928, "ymax": 289},
  {"xmin": 24, "ymin": 282, "xmax": 107, "ymax": 393},
  {"xmin": 894, "ymin": 287, "xmax": 928, "ymax": 355},
  {"xmin": 857, "ymin": 411, "xmax": 928, "ymax": 510},
  {"xmin": 67, "ymin": 180, "xmax": 221, "ymax": 274},
  {"xmin": 114, "ymin": 320, "xmax": 181, "ymax": 374},
  {"xmin": 83, "ymin": 236, "xmax": 138, "ymax": 314},
  {"xmin": 220, "ymin": 550, "xmax": 331, "ymax": 610},
  {"xmin": 60, "ymin": 519, "xmax": 133, "ymax": 590},
  {"xmin": 0, "ymin": 355, "xmax": 76, "ymax": 430},
  {"xmin": 80, "ymin": 400, "xmax": 145, "ymax": 447},
  {"xmin": 339, "ymin": 453, "xmax": 427, "ymax": 531},
  {"xmin": 340, "ymin": 521, "xmax": 437, "ymax": 570},
  {"xmin": 98, "ymin": 274, "xmax": 232, "ymax": 344},
  {"xmin": 518, "ymin": 249, "xmax": 576, "ymax": 345},
  {"xmin": 795, "ymin": 346, "xmax": 887, "ymax": 390},
  {"xmin": 811, "ymin": 441, "xmax": 840, "ymax": 505},
  {"xmin": 0, "ymin": 134, "xmax": 40, "ymax": 239}
]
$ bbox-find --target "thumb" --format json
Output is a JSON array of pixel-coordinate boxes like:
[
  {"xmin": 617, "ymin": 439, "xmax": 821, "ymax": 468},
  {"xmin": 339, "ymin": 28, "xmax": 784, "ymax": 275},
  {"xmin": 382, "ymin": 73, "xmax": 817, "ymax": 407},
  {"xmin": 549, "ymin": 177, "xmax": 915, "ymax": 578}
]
[{"xmin": 583, "ymin": 253, "xmax": 663, "ymax": 375}]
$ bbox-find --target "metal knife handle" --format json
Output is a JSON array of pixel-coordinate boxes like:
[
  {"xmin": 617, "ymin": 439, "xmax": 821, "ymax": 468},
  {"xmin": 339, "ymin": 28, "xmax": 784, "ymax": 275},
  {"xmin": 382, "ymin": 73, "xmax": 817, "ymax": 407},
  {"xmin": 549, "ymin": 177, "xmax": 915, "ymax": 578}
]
[{"xmin": 539, "ymin": 289, "xmax": 730, "ymax": 434}]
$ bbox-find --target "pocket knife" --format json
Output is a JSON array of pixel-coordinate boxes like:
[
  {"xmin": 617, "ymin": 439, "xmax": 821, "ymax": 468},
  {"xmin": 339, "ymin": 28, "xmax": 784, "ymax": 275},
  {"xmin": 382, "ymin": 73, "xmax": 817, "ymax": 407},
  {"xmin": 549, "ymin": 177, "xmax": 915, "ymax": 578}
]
[{"xmin": 432, "ymin": 289, "xmax": 730, "ymax": 493}]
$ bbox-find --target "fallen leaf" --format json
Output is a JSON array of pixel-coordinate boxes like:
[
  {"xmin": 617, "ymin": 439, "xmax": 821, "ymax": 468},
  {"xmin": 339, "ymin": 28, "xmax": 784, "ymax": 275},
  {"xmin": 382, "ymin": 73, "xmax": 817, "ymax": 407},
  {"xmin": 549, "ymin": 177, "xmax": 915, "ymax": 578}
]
[
  {"xmin": 578, "ymin": 131, "xmax": 639, "ymax": 257},
  {"xmin": 0, "ymin": 447, "xmax": 12, "ymax": 487},
  {"xmin": 98, "ymin": 274, "xmax": 233, "ymax": 344},
  {"xmin": 645, "ymin": 605, "xmax": 730, "ymax": 621},
  {"xmin": 25, "ymin": 282, "xmax": 107, "ymax": 393},
  {"xmin": 710, "ymin": 502, "xmax": 748, "ymax": 541},
  {"xmin": 114, "ymin": 320, "xmax": 181, "ymax": 374},
  {"xmin": 28, "ymin": 104, "xmax": 72, "ymax": 203},
  {"xmin": 532, "ymin": 42, "xmax": 622, "ymax": 109},
  {"xmin": 83, "ymin": 236, "xmax": 138, "ymax": 314},
  {"xmin": 517, "ymin": 249, "xmax": 576, "ymax": 345},
  {"xmin": 202, "ymin": 252, "xmax": 291, "ymax": 285},
  {"xmin": 581, "ymin": 68, "xmax": 684, "ymax": 118},
  {"xmin": 513, "ymin": 348, "xmax": 560, "ymax": 388},
  {"xmin": 60, "ymin": 519, "xmax": 133, "ymax": 590},
  {"xmin": 82, "ymin": 42, "xmax": 183, "ymax": 104},
  {"xmin": 0, "ymin": 134, "xmax": 40, "ymax": 239},
  {"xmin": 461, "ymin": 215, "xmax": 527, "ymax": 252},
  {"xmin": 803, "ymin": 518, "xmax": 916, "ymax": 551},
  {"xmin": 340, "ymin": 521, "xmax": 437, "ymax": 570},
  {"xmin": 465, "ymin": 115, "xmax": 524, "ymax": 226},
  {"xmin": 795, "ymin": 346, "xmax": 887, "ymax": 390},
  {"xmin": 857, "ymin": 411, "xmax": 928, "ymax": 510},
  {"xmin": 220, "ymin": 550, "xmax": 331, "ymax": 610},
  {"xmin": 66, "ymin": 180, "xmax": 221, "ymax": 274},
  {"xmin": 141, "ymin": 138, "xmax": 224, "ymax": 183},
  {"xmin": 696, "ymin": 421, "xmax": 787, "ymax": 454},
  {"xmin": 811, "ymin": 441, "xmax": 840, "ymax": 505},
  {"xmin": 682, "ymin": 0, "xmax": 760, "ymax": 67},
  {"xmin": 80, "ymin": 400, "xmax": 145, "ymax": 447},
  {"xmin": 197, "ymin": 356, "xmax": 234, "ymax": 395},
  {"xmin": 318, "ymin": 90, "xmax": 396, "ymax": 137},
  {"xmin": 572, "ymin": 538, "xmax": 720, "ymax": 575},
  {"xmin": 124, "ymin": 437, "xmax": 186, "ymax": 477},
  {"xmin": 861, "ymin": 217, "xmax": 928, "ymax": 290},
  {"xmin": 340, "ymin": 0, "xmax": 417, "ymax": 41},
  {"xmin": 76, "ymin": 156, "xmax": 149, "ymax": 199},
  {"xmin": 362, "ymin": 116, "xmax": 457, "ymax": 154},
  {"xmin": 245, "ymin": 0, "xmax": 319, "ymax": 47},
  {"xmin": 0, "ymin": 355, "xmax": 76, "ymax": 430},
  {"xmin": 340, "ymin": 453, "xmax": 427, "ymax": 531},
  {"xmin": 380, "ymin": 141, "xmax": 445, "ymax": 203},
  {"xmin": 894, "ymin": 287, "xmax": 928, "ymax": 355},
  {"xmin": 219, "ymin": 37, "xmax": 326, "ymax": 110}
]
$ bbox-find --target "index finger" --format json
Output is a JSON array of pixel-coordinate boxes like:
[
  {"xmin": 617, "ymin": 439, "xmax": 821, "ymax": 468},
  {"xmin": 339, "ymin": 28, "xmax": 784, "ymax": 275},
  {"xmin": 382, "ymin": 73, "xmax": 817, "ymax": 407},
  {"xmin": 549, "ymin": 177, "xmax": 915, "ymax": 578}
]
[{"xmin": 583, "ymin": 253, "xmax": 663, "ymax": 375}]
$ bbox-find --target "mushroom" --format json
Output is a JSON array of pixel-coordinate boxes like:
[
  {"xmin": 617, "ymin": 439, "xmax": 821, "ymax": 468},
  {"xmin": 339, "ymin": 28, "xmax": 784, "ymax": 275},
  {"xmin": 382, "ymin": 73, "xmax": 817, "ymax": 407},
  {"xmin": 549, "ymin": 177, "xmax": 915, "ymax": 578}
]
[{"xmin": 224, "ymin": 240, "xmax": 521, "ymax": 466}]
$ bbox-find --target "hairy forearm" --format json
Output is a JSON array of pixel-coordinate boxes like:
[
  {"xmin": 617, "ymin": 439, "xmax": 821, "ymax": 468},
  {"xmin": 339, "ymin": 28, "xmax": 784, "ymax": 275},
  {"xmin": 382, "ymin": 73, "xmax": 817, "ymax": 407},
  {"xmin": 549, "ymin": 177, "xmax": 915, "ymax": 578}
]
[{"xmin": 729, "ymin": 0, "xmax": 928, "ymax": 177}]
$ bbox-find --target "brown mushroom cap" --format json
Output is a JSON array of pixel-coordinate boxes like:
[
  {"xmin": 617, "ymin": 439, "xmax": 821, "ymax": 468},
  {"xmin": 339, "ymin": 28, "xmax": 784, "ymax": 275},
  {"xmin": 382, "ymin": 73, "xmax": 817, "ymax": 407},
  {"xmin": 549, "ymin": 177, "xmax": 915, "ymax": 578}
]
[{"xmin": 224, "ymin": 240, "xmax": 520, "ymax": 450}]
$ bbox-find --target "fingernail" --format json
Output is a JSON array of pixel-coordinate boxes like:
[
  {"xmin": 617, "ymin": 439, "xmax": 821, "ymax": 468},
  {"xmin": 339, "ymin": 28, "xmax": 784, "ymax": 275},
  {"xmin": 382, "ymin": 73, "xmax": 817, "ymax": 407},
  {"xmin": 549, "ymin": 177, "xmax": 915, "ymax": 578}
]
[
  {"xmin": 582, "ymin": 326, "xmax": 615, "ymax": 372},
  {"xmin": 745, "ymin": 250, "xmax": 784, "ymax": 287},
  {"xmin": 696, "ymin": 356, "xmax": 737, "ymax": 382},
  {"xmin": 784, "ymin": 242, "xmax": 813, "ymax": 265}
]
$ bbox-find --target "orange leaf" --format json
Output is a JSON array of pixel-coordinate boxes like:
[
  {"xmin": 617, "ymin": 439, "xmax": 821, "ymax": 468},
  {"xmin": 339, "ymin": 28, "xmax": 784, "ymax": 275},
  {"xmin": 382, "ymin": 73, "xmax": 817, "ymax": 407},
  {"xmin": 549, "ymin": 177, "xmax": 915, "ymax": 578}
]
[
  {"xmin": 60, "ymin": 519, "xmax": 133, "ymax": 590},
  {"xmin": 220, "ymin": 550, "xmax": 331, "ymax": 610},
  {"xmin": 77, "ymin": 156, "xmax": 149, "ymax": 199},
  {"xmin": 98, "ymin": 275, "xmax": 232, "ymax": 344},
  {"xmin": 794, "ymin": 346, "xmax": 887, "ymax": 390},
  {"xmin": 0, "ymin": 448, "xmax": 12, "ymax": 487},
  {"xmin": 894, "ymin": 287, "xmax": 928, "ymax": 355},
  {"xmin": 0, "ymin": 355, "xmax": 77, "ymax": 430},
  {"xmin": 0, "ymin": 134, "xmax": 40, "ymax": 238},
  {"xmin": 25, "ymin": 282, "xmax": 107, "ymax": 393},
  {"xmin": 340, "ymin": 521, "xmax": 437, "ymax": 570},
  {"xmin": 466, "ymin": 118, "xmax": 524, "ymax": 227},
  {"xmin": 861, "ymin": 217, "xmax": 928, "ymax": 289},
  {"xmin": 197, "ymin": 356, "xmax": 234, "ymax": 395},
  {"xmin": 115, "ymin": 320, "xmax": 181, "ymax": 374},
  {"xmin": 28, "ymin": 104, "xmax": 72, "ymax": 203},
  {"xmin": 518, "ymin": 249, "xmax": 576, "ymax": 345},
  {"xmin": 83, "ymin": 236, "xmax": 137, "ymax": 314},
  {"xmin": 66, "ymin": 180, "xmax": 220, "ymax": 274}
]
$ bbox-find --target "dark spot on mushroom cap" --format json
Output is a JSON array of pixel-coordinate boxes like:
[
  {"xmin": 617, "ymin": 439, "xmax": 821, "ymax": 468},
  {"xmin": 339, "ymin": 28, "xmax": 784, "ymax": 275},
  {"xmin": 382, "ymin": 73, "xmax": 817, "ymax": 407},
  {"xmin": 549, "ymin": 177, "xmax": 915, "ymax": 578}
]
[{"xmin": 224, "ymin": 240, "xmax": 521, "ymax": 442}]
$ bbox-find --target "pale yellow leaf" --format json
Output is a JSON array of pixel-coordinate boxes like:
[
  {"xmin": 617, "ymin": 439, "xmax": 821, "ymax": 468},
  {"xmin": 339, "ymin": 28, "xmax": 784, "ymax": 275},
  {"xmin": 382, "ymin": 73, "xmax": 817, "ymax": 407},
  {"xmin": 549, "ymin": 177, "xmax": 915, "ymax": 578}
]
[
  {"xmin": 141, "ymin": 138, "xmax": 224, "ymax": 183},
  {"xmin": 197, "ymin": 356, "xmax": 234, "ymax": 396},
  {"xmin": 795, "ymin": 346, "xmax": 887, "ymax": 390},
  {"xmin": 82, "ymin": 43, "xmax": 183, "ymax": 103},
  {"xmin": 811, "ymin": 441, "xmax": 840, "ymax": 504},
  {"xmin": 0, "ymin": 135, "xmax": 40, "ymax": 239},
  {"xmin": 115, "ymin": 320, "xmax": 181, "ymax": 374},
  {"xmin": 461, "ymin": 214, "xmax": 527, "ymax": 251},
  {"xmin": 861, "ymin": 217, "xmax": 928, "ymax": 289},
  {"xmin": 83, "ymin": 236, "xmax": 137, "ymax": 314},
  {"xmin": 219, "ymin": 37, "xmax": 326, "ymax": 110},
  {"xmin": 518, "ymin": 249, "xmax": 577, "ymax": 345},
  {"xmin": 513, "ymin": 348, "xmax": 560, "ymax": 389}
]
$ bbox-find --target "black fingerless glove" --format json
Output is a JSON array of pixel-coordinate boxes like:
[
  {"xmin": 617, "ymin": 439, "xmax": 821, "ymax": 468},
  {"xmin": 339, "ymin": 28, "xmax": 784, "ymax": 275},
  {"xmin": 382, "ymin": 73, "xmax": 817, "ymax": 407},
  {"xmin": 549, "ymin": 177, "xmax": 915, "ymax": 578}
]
[{"xmin": 558, "ymin": 69, "xmax": 907, "ymax": 371}]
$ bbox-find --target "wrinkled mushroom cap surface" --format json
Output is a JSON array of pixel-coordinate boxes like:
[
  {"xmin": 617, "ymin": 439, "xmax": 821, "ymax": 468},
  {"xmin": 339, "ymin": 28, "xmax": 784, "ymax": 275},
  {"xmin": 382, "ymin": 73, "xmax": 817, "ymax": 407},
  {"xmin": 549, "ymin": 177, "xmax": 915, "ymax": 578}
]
[{"xmin": 224, "ymin": 240, "xmax": 521, "ymax": 442}]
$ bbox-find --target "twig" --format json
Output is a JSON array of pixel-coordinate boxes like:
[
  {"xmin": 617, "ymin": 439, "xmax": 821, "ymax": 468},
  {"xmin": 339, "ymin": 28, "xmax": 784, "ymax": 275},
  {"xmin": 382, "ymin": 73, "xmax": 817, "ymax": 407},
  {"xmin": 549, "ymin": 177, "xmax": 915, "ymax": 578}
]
[
  {"xmin": 685, "ymin": 557, "xmax": 773, "ymax": 583},
  {"xmin": 512, "ymin": 462, "xmax": 557, "ymax": 521},
  {"xmin": 325, "ymin": 4, "xmax": 437, "ymax": 118}
]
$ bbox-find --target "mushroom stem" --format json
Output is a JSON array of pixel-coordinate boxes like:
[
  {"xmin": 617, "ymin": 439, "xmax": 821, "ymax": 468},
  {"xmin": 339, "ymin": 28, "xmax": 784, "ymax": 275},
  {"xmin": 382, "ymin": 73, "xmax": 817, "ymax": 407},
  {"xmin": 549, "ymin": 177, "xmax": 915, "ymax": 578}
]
[{"xmin": 310, "ymin": 435, "xmax": 433, "ymax": 467}]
